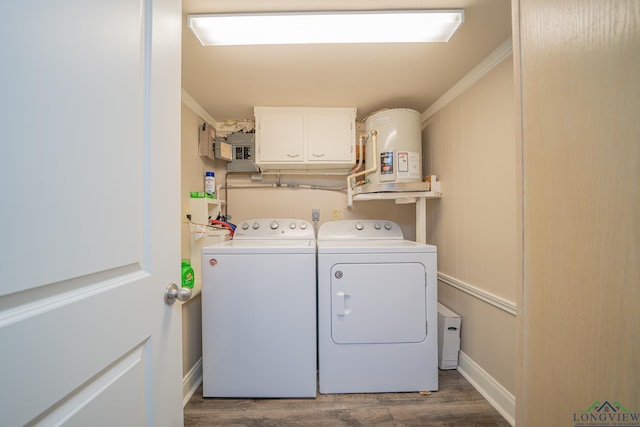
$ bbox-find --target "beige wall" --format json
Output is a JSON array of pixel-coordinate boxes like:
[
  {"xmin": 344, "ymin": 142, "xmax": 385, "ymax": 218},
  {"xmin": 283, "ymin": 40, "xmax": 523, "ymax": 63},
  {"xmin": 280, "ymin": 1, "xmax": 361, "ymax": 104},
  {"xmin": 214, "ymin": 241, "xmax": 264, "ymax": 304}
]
[
  {"xmin": 181, "ymin": 294, "xmax": 202, "ymax": 377},
  {"xmin": 180, "ymin": 102, "xmax": 228, "ymax": 376},
  {"xmin": 423, "ymin": 57, "xmax": 518, "ymax": 394},
  {"xmin": 182, "ymin": 102, "xmax": 416, "ymax": 243},
  {"xmin": 181, "ymin": 102, "xmax": 228, "ymax": 260},
  {"xmin": 225, "ymin": 183, "xmax": 416, "ymax": 238},
  {"xmin": 516, "ymin": 1, "xmax": 640, "ymax": 425}
]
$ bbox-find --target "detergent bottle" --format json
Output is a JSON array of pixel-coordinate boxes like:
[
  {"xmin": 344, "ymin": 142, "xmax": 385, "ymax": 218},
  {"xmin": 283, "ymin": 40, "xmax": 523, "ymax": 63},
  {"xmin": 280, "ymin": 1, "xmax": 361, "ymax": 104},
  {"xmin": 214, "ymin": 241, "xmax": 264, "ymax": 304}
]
[{"xmin": 181, "ymin": 259, "xmax": 195, "ymax": 288}]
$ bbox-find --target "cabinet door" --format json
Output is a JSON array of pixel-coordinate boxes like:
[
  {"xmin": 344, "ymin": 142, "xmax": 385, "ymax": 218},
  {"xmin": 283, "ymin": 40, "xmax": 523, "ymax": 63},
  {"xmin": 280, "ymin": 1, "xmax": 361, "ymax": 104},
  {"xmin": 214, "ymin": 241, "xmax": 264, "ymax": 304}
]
[
  {"xmin": 307, "ymin": 111, "xmax": 355, "ymax": 163},
  {"xmin": 257, "ymin": 111, "xmax": 304, "ymax": 163}
]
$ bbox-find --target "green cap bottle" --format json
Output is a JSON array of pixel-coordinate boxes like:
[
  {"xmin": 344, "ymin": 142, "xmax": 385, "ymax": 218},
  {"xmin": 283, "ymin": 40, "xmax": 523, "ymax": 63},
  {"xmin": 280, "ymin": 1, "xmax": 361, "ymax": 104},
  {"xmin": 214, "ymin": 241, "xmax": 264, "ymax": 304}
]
[{"xmin": 181, "ymin": 259, "xmax": 195, "ymax": 288}]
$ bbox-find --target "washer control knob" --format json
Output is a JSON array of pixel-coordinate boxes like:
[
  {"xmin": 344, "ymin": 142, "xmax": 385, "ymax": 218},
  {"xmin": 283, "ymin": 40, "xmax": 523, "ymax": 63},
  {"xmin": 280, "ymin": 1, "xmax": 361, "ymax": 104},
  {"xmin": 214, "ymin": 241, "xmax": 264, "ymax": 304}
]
[
  {"xmin": 355, "ymin": 222, "xmax": 364, "ymax": 231},
  {"xmin": 289, "ymin": 222, "xmax": 297, "ymax": 229},
  {"xmin": 270, "ymin": 220, "xmax": 279, "ymax": 230},
  {"xmin": 384, "ymin": 223, "xmax": 392, "ymax": 230},
  {"xmin": 242, "ymin": 223, "xmax": 249, "ymax": 230},
  {"xmin": 252, "ymin": 222, "xmax": 260, "ymax": 229},
  {"xmin": 300, "ymin": 223, "xmax": 308, "ymax": 230},
  {"xmin": 374, "ymin": 223, "xmax": 381, "ymax": 230}
]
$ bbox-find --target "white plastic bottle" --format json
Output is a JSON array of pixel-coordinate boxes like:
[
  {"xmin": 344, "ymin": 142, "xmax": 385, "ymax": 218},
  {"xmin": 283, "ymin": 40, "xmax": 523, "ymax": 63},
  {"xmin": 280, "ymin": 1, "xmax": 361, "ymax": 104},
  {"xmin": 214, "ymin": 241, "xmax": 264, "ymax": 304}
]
[{"xmin": 205, "ymin": 171, "xmax": 215, "ymax": 196}]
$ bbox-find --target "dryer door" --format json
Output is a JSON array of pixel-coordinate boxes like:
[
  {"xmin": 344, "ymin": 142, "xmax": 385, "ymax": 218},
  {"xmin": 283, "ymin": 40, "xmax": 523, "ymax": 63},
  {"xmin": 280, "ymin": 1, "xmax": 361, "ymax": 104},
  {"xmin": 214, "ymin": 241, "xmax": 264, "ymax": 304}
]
[{"xmin": 330, "ymin": 262, "xmax": 427, "ymax": 344}]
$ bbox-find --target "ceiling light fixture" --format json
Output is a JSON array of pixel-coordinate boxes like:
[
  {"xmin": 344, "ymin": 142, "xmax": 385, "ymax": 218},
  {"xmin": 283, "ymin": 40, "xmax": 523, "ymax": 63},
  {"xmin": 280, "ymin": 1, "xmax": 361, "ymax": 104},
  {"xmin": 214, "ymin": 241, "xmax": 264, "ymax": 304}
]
[{"xmin": 187, "ymin": 10, "xmax": 464, "ymax": 46}]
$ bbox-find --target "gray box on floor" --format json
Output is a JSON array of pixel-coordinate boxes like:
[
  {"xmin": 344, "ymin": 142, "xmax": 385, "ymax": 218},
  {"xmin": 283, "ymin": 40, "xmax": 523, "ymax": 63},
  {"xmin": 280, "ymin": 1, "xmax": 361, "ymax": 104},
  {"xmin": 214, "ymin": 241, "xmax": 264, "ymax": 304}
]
[{"xmin": 438, "ymin": 303, "xmax": 461, "ymax": 370}]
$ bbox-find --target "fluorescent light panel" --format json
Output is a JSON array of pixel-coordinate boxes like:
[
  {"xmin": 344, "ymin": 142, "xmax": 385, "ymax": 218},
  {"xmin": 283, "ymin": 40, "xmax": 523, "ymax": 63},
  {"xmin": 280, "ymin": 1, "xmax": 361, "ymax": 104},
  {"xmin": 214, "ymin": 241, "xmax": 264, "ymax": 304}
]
[{"xmin": 188, "ymin": 10, "xmax": 464, "ymax": 46}]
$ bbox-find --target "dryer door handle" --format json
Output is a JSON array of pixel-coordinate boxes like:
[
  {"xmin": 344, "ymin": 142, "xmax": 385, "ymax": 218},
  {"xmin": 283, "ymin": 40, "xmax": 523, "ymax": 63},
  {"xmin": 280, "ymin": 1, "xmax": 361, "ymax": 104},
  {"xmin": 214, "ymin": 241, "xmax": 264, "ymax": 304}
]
[{"xmin": 334, "ymin": 291, "xmax": 350, "ymax": 316}]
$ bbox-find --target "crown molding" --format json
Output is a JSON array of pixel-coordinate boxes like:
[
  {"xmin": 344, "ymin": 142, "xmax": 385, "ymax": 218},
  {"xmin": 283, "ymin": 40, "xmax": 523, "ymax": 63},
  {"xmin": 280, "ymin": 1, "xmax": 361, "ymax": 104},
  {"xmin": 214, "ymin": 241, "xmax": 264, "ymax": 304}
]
[
  {"xmin": 421, "ymin": 37, "xmax": 513, "ymax": 127},
  {"xmin": 181, "ymin": 89, "xmax": 217, "ymax": 126}
]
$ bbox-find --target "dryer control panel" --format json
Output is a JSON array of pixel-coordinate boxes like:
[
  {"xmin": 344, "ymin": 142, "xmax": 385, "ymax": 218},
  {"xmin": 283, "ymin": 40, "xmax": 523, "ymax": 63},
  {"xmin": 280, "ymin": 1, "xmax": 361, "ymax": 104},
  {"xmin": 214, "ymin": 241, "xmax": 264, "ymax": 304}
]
[{"xmin": 318, "ymin": 220, "xmax": 404, "ymax": 240}]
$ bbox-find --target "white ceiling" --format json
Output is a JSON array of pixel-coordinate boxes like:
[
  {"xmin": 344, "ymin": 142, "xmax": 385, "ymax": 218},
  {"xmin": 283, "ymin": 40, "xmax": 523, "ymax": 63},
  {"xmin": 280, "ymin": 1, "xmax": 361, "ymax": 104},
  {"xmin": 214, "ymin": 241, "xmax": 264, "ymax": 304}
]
[{"xmin": 181, "ymin": 0, "xmax": 512, "ymax": 122}]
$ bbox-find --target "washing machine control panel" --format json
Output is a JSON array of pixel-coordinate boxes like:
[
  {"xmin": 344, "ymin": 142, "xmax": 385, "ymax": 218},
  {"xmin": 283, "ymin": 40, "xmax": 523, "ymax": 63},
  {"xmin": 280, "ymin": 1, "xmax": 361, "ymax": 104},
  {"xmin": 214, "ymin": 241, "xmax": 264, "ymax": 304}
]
[
  {"xmin": 318, "ymin": 220, "xmax": 404, "ymax": 240},
  {"xmin": 235, "ymin": 218, "xmax": 315, "ymax": 239}
]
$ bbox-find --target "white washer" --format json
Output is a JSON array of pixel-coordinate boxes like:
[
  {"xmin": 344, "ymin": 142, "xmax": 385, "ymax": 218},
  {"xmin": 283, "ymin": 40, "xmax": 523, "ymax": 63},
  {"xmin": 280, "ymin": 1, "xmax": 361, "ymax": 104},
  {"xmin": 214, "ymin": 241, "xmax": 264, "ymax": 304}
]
[
  {"xmin": 317, "ymin": 219, "xmax": 438, "ymax": 394},
  {"xmin": 201, "ymin": 218, "xmax": 316, "ymax": 398}
]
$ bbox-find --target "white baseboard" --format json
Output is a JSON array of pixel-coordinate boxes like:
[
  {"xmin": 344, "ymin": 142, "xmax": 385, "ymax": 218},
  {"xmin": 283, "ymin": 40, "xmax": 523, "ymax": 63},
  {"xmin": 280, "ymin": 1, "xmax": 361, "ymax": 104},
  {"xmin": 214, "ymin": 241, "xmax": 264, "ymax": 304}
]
[
  {"xmin": 183, "ymin": 357, "xmax": 203, "ymax": 407},
  {"xmin": 457, "ymin": 351, "xmax": 516, "ymax": 426}
]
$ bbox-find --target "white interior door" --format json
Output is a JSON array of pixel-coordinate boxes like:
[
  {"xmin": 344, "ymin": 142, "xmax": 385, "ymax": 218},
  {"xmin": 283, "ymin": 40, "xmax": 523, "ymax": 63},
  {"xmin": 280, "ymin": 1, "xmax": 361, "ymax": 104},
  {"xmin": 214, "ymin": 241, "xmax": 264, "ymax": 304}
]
[{"xmin": 0, "ymin": 0, "xmax": 183, "ymax": 426}]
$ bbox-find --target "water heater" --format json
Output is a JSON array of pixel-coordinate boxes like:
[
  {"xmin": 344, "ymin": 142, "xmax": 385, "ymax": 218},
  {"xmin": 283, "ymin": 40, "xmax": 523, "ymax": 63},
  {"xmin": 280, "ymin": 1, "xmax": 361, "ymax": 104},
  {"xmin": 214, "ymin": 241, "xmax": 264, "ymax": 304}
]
[{"xmin": 355, "ymin": 108, "xmax": 429, "ymax": 194}]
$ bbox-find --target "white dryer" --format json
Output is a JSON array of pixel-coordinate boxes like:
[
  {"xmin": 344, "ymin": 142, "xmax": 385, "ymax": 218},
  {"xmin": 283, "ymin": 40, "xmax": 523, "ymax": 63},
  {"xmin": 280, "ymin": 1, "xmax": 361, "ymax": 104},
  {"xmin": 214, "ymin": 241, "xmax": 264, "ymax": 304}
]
[
  {"xmin": 317, "ymin": 219, "xmax": 438, "ymax": 394},
  {"xmin": 201, "ymin": 218, "xmax": 316, "ymax": 398}
]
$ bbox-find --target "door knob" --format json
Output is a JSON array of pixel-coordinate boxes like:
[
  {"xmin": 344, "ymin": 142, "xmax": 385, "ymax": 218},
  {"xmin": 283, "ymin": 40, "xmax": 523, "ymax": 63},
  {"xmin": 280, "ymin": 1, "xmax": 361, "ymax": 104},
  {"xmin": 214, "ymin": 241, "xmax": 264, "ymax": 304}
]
[{"xmin": 164, "ymin": 283, "xmax": 192, "ymax": 305}]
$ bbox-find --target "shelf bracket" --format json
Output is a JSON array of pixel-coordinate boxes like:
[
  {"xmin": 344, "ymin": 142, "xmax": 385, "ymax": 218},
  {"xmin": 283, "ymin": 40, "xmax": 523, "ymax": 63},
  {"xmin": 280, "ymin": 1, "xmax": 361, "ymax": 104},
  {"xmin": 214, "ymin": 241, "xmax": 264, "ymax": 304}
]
[{"xmin": 416, "ymin": 198, "xmax": 427, "ymax": 244}]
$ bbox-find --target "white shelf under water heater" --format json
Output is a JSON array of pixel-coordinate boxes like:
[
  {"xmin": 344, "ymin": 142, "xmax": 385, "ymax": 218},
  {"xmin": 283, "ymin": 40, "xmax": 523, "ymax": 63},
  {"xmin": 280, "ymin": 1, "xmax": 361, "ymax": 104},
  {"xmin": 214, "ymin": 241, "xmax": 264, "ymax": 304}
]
[{"xmin": 352, "ymin": 190, "xmax": 441, "ymax": 244}]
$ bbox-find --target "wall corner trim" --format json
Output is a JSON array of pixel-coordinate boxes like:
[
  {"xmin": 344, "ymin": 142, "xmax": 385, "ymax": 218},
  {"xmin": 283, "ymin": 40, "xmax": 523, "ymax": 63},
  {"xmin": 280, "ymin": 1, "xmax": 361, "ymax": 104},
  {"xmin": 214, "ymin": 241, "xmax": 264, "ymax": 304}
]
[
  {"xmin": 421, "ymin": 37, "xmax": 513, "ymax": 126},
  {"xmin": 458, "ymin": 351, "xmax": 516, "ymax": 426},
  {"xmin": 438, "ymin": 272, "xmax": 517, "ymax": 315},
  {"xmin": 182, "ymin": 89, "xmax": 218, "ymax": 126},
  {"xmin": 183, "ymin": 357, "xmax": 203, "ymax": 407}
]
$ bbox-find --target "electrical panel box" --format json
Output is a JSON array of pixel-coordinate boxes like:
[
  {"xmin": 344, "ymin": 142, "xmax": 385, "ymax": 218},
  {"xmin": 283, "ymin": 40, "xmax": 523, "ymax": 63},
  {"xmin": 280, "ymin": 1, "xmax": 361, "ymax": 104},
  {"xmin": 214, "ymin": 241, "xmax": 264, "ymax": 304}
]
[
  {"xmin": 437, "ymin": 303, "xmax": 461, "ymax": 370},
  {"xmin": 214, "ymin": 139, "xmax": 233, "ymax": 161},
  {"xmin": 198, "ymin": 122, "xmax": 216, "ymax": 160},
  {"xmin": 200, "ymin": 122, "xmax": 233, "ymax": 161},
  {"xmin": 225, "ymin": 132, "xmax": 260, "ymax": 173}
]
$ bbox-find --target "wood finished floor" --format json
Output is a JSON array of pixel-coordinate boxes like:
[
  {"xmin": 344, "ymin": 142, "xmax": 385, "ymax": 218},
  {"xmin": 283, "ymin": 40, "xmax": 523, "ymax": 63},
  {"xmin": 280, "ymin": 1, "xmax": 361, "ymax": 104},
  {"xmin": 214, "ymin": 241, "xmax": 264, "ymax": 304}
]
[{"xmin": 184, "ymin": 370, "xmax": 511, "ymax": 426}]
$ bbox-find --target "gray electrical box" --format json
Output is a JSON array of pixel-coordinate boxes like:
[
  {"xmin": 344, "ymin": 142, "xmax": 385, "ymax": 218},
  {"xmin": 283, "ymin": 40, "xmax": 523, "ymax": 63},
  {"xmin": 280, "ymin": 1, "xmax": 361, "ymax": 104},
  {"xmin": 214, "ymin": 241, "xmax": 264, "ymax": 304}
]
[
  {"xmin": 198, "ymin": 122, "xmax": 216, "ymax": 160},
  {"xmin": 438, "ymin": 303, "xmax": 461, "ymax": 370},
  {"xmin": 226, "ymin": 132, "xmax": 260, "ymax": 173},
  {"xmin": 200, "ymin": 121, "xmax": 234, "ymax": 162},
  {"xmin": 214, "ymin": 138, "xmax": 233, "ymax": 161}
]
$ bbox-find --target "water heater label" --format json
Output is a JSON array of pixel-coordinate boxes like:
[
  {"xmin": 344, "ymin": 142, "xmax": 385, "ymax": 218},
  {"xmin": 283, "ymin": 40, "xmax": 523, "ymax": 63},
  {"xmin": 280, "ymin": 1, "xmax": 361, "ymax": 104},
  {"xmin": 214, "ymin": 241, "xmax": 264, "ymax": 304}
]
[
  {"xmin": 397, "ymin": 151, "xmax": 421, "ymax": 180},
  {"xmin": 380, "ymin": 151, "xmax": 394, "ymax": 175}
]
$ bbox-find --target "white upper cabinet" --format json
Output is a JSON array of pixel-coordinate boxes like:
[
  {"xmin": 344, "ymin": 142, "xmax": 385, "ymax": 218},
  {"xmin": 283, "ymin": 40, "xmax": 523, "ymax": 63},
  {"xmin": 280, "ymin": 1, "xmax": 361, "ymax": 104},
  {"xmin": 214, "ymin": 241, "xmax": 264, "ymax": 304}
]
[
  {"xmin": 256, "ymin": 109, "xmax": 305, "ymax": 163},
  {"xmin": 255, "ymin": 106, "xmax": 356, "ymax": 170}
]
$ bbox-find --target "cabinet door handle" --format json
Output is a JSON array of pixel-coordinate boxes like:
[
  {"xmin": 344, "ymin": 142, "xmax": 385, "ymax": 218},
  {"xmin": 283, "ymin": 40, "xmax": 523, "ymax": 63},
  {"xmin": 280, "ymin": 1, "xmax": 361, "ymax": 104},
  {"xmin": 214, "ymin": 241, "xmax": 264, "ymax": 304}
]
[
  {"xmin": 311, "ymin": 153, "xmax": 325, "ymax": 157},
  {"xmin": 286, "ymin": 153, "xmax": 300, "ymax": 158}
]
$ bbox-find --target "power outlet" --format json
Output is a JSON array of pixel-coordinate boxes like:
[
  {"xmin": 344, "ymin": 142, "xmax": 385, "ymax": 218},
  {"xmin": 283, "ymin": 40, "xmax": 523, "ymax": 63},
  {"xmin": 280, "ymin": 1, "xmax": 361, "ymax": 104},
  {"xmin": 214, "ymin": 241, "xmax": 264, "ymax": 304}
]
[
  {"xmin": 332, "ymin": 208, "xmax": 341, "ymax": 221},
  {"xmin": 312, "ymin": 208, "xmax": 320, "ymax": 222},
  {"xmin": 183, "ymin": 204, "xmax": 191, "ymax": 223}
]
